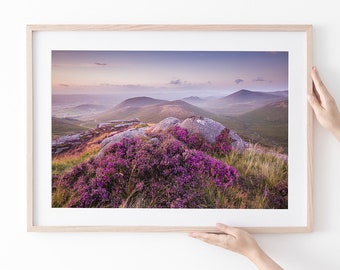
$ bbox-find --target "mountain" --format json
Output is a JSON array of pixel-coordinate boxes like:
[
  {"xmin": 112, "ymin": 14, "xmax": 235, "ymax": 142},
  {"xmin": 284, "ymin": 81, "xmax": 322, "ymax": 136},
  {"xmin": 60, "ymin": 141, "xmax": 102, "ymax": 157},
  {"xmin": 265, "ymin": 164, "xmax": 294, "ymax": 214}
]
[
  {"xmin": 53, "ymin": 103, "xmax": 110, "ymax": 119},
  {"xmin": 228, "ymin": 100, "xmax": 288, "ymax": 151},
  {"xmin": 52, "ymin": 94, "xmax": 118, "ymax": 106},
  {"xmin": 182, "ymin": 96, "xmax": 202, "ymax": 101},
  {"xmin": 205, "ymin": 89, "xmax": 287, "ymax": 115},
  {"xmin": 95, "ymin": 97, "xmax": 220, "ymax": 123},
  {"xmin": 114, "ymin": 96, "xmax": 165, "ymax": 109},
  {"xmin": 218, "ymin": 89, "xmax": 284, "ymax": 103},
  {"xmin": 237, "ymin": 100, "xmax": 288, "ymax": 125},
  {"xmin": 141, "ymin": 100, "xmax": 219, "ymax": 122},
  {"xmin": 71, "ymin": 104, "xmax": 109, "ymax": 115},
  {"xmin": 266, "ymin": 90, "xmax": 288, "ymax": 98},
  {"xmin": 73, "ymin": 104, "xmax": 108, "ymax": 110},
  {"xmin": 52, "ymin": 117, "xmax": 89, "ymax": 137},
  {"xmin": 181, "ymin": 96, "xmax": 207, "ymax": 106}
]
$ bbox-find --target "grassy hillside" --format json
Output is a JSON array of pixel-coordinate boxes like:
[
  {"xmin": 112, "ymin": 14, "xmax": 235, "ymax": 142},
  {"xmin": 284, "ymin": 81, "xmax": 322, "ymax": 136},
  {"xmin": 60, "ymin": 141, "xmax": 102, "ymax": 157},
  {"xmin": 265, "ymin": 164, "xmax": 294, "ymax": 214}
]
[
  {"xmin": 205, "ymin": 89, "xmax": 286, "ymax": 115},
  {"xmin": 222, "ymin": 101, "xmax": 288, "ymax": 152},
  {"xmin": 52, "ymin": 125, "xmax": 288, "ymax": 209},
  {"xmin": 96, "ymin": 99, "xmax": 221, "ymax": 124},
  {"xmin": 52, "ymin": 117, "xmax": 89, "ymax": 137}
]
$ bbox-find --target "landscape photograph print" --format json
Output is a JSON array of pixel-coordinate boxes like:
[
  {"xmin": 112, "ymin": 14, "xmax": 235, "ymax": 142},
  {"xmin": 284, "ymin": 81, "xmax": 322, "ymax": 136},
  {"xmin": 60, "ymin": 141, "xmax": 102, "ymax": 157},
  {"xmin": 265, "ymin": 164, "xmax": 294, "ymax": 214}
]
[{"xmin": 51, "ymin": 50, "xmax": 289, "ymax": 209}]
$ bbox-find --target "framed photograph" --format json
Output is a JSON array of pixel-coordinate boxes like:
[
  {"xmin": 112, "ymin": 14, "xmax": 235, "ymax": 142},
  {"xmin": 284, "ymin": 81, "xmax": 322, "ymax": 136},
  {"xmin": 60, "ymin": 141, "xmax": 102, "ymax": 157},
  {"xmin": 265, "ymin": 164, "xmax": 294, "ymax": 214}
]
[{"xmin": 27, "ymin": 24, "xmax": 313, "ymax": 232}]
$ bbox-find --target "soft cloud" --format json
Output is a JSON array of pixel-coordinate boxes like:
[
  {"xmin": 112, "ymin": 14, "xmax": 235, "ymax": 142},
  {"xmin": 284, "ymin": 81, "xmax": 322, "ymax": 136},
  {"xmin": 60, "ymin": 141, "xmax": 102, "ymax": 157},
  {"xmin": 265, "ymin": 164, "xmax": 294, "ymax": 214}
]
[
  {"xmin": 234, "ymin": 79, "xmax": 244, "ymax": 84},
  {"xmin": 253, "ymin": 76, "xmax": 265, "ymax": 82},
  {"xmin": 253, "ymin": 76, "xmax": 272, "ymax": 83},
  {"xmin": 169, "ymin": 79, "xmax": 183, "ymax": 85},
  {"xmin": 94, "ymin": 62, "xmax": 107, "ymax": 66}
]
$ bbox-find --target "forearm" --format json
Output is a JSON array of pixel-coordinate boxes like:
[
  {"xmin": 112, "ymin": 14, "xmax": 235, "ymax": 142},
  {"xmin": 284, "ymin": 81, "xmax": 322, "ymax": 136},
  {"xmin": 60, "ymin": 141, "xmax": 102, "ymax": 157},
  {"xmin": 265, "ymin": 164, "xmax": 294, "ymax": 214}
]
[{"xmin": 248, "ymin": 248, "xmax": 283, "ymax": 270}]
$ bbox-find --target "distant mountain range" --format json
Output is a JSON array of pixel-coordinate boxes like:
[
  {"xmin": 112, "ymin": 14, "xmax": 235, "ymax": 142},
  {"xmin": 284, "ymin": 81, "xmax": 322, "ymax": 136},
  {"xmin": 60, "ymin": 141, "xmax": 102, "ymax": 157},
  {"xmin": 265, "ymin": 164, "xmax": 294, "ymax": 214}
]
[
  {"xmin": 219, "ymin": 89, "xmax": 286, "ymax": 103},
  {"xmin": 52, "ymin": 89, "xmax": 288, "ymax": 150},
  {"xmin": 114, "ymin": 96, "xmax": 165, "ymax": 109},
  {"xmin": 95, "ymin": 89, "xmax": 288, "ymax": 121},
  {"xmin": 53, "ymin": 103, "xmax": 109, "ymax": 119},
  {"xmin": 203, "ymin": 89, "xmax": 287, "ymax": 115},
  {"xmin": 96, "ymin": 97, "xmax": 218, "ymax": 123}
]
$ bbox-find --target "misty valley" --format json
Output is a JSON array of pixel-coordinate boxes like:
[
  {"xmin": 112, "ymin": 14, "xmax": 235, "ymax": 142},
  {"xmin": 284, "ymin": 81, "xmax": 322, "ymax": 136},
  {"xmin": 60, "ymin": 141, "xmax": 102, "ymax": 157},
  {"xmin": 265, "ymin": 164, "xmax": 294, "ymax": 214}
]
[{"xmin": 52, "ymin": 89, "xmax": 288, "ymax": 152}]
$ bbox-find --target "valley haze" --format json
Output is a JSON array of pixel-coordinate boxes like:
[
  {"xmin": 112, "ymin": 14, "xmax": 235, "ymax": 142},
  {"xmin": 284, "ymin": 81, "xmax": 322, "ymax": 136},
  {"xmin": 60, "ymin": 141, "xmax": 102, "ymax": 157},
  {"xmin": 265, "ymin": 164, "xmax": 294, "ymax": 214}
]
[{"xmin": 52, "ymin": 89, "xmax": 288, "ymax": 151}]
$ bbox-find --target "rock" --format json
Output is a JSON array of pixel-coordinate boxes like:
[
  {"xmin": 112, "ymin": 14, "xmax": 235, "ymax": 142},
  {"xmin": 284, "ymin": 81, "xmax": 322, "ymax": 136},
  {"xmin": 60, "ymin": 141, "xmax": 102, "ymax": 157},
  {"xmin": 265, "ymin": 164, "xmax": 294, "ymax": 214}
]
[
  {"xmin": 98, "ymin": 127, "xmax": 148, "ymax": 157},
  {"xmin": 149, "ymin": 137, "xmax": 161, "ymax": 146},
  {"xmin": 229, "ymin": 130, "xmax": 249, "ymax": 151},
  {"xmin": 178, "ymin": 117, "xmax": 225, "ymax": 143},
  {"xmin": 52, "ymin": 133, "xmax": 81, "ymax": 146},
  {"xmin": 54, "ymin": 146, "xmax": 70, "ymax": 155},
  {"xmin": 96, "ymin": 119, "xmax": 141, "ymax": 129},
  {"xmin": 52, "ymin": 133, "xmax": 84, "ymax": 155},
  {"xmin": 148, "ymin": 117, "xmax": 181, "ymax": 133}
]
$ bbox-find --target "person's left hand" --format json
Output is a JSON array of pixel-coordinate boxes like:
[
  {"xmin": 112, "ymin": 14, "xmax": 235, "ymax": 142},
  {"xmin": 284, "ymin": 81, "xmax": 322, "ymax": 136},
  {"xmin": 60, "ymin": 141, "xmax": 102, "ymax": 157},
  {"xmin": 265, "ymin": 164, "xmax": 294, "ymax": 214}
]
[{"xmin": 189, "ymin": 223, "xmax": 259, "ymax": 258}]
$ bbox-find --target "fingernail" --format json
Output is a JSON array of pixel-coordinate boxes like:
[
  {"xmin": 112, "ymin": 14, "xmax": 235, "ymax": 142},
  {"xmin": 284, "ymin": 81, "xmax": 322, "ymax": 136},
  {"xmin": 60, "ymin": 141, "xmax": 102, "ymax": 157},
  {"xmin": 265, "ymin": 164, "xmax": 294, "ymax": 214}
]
[
  {"xmin": 189, "ymin": 232, "xmax": 196, "ymax": 237},
  {"xmin": 216, "ymin": 223, "xmax": 224, "ymax": 228}
]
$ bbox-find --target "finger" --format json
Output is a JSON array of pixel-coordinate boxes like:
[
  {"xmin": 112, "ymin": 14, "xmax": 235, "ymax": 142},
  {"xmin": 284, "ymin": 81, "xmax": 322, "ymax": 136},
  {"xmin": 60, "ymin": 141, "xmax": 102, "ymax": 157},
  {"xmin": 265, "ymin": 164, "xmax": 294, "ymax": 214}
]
[
  {"xmin": 308, "ymin": 93, "xmax": 322, "ymax": 112},
  {"xmin": 189, "ymin": 232, "xmax": 227, "ymax": 248},
  {"xmin": 312, "ymin": 81, "xmax": 321, "ymax": 104},
  {"xmin": 190, "ymin": 231, "xmax": 238, "ymax": 251},
  {"xmin": 216, "ymin": 223, "xmax": 240, "ymax": 237},
  {"xmin": 311, "ymin": 67, "xmax": 332, "ymax": 102}
]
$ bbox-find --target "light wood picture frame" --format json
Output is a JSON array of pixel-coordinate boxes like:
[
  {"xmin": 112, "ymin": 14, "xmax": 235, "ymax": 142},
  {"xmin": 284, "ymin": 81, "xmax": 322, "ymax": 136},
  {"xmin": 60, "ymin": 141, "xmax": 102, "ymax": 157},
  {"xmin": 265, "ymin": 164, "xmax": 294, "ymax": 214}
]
[{"xmin": 27, "ymin": 24, "xmax": 313, "ymax": 232}]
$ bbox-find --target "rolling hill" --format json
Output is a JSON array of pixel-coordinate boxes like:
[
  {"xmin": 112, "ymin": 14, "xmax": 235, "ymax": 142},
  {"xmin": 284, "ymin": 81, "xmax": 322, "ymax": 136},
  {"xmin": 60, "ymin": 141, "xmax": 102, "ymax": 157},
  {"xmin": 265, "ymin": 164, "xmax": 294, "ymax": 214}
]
[
  {"xmin": 205, "ymin": 89, "xmax": 287, "ymax": 115},
  {"xmin": 221, "ymin": 100, "xmax": 288, "ymax": 151},
  {"xmin": 114, "ymin": 96, "xmax": 165, "ymax": 109},
  {"xmin": 95, "ymin": 97, "xmax": 220, "ymax": 123},
  {"xmin": 65, "ymin": 104, "xmax": 109, "ymax": 118},
  {"xmin": 52, "ymin": 117, "xmax": 89, "ymax": 137}
]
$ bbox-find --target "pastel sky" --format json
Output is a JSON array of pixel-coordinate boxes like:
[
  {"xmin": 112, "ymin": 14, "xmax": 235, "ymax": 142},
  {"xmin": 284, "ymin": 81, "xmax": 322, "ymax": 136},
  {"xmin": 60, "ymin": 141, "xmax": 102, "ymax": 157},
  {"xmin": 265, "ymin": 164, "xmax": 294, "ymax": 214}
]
[{"xmin": 52, "ymin": 50, "xmax": 288, "ymax": 99}]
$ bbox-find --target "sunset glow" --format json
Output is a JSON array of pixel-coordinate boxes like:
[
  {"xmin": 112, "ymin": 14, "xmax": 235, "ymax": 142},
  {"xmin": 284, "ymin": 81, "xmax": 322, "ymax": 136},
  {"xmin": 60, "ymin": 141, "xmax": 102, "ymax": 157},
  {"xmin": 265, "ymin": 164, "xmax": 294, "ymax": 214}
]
[{"xmin": 52, "ymin": 50, "xmax": 288, "ymax": 99}]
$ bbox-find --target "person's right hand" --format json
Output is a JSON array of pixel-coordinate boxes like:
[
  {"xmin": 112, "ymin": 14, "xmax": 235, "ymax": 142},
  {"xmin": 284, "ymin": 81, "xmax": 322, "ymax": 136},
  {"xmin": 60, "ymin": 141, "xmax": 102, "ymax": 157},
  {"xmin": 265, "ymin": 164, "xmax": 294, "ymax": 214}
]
[{"xmin": 308, "ymin": 66, "xmax": 340, "ymax": 141}]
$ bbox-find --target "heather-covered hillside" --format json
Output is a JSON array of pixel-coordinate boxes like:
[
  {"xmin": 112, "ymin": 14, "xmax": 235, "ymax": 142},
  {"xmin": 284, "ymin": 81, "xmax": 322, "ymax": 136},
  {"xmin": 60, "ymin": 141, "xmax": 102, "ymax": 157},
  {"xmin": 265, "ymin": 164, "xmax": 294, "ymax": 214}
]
[{"xmin": 52, "ymin": 116, "xmax": 288, "ymax": 209}]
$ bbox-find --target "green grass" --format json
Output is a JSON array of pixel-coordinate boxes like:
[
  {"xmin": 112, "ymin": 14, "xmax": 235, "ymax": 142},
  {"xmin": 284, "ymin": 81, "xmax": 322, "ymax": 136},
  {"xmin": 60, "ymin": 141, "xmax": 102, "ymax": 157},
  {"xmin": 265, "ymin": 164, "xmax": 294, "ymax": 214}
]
[
  {"xmin": 52, "ymin": 117, "xmax": 89, "ymax": 137},
  {"xmin": 223, "ymin": 146, "xmax": 287, "ymax": 185},
  {"xmin": 52, "ymin": 139, "xmax": 288, "ymax": 209},
  {"xmin": 220, "ymin": 145, "xmax": 288, "ymax": 208},
  {"xmin": 52, "ymin": 147, "xmax": 100, "ymax": 175},
  {"xmin": 218, "ymin": 101, "xmax": 288, "ymax": 152}
]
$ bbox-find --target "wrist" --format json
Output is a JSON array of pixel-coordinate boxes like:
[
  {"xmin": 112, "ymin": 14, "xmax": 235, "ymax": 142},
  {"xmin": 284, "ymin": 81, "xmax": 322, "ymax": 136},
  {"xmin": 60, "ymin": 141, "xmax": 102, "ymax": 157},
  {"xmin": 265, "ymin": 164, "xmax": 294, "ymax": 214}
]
[
  {"xmin": 247, "ymin": 246, "xmax": 266, "ymax": 264},
  {"xmin": 332, "ymin": 128, "xmax": 340, "ymax": 141},
  {"xmin": 330, "ymin": 113, "xmax": 340, "ymax": 141},
  {"xmin": 247, "ymin": 247, "xmax": 283, "ymax": 270}
]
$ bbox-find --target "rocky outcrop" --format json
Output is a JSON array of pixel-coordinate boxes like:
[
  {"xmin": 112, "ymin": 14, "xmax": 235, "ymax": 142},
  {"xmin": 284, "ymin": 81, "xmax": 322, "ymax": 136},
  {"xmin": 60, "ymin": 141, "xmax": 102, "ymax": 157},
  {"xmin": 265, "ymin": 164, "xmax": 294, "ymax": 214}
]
[
  {"xmin": 229, "ymin": 130, "xmax": 249, "ymax": 152},
  {"xmin": 52, "ymin": 131, "xmax": 95, "ymax": 155},
  {"xmin": 52, "ymin": 119, "xmax": 142, "ymax": 156},
  {"xmin": 147, "ymin": 116, "xmax": 249, "ymax": 150},
  {"xmin": 53, "ymin": 116, "xmax": 251, "ymax": 157},
  {"xmin": 148, "ymin": 117, "xmax": 181, "ymax": 133},
  {"xmin": 98, "ymin": 127, "xmax": 148, "ymax": 157},
  {"xmin": 96, "ymin": 119, "xmax": 140, "ymax": 129},
  {"xmin": 179, "ymin": 117, "xmax": 225, "ymax": 144}
]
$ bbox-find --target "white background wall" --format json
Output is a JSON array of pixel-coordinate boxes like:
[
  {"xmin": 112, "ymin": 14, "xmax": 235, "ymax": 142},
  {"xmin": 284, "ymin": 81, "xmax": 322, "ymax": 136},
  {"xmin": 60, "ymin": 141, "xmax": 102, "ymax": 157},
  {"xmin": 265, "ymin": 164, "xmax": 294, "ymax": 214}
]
[{"xmin": 1, "ymin": 0, "xmax": 340, "ymax": 269}]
